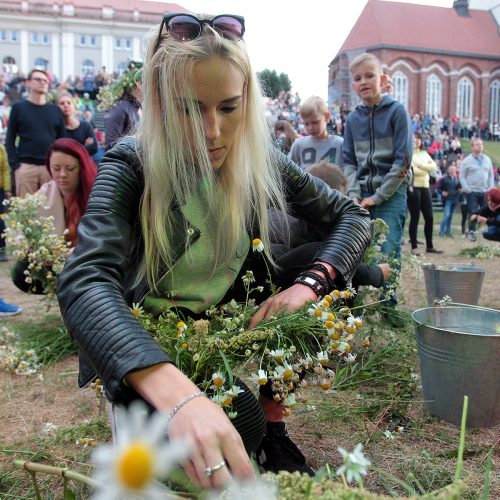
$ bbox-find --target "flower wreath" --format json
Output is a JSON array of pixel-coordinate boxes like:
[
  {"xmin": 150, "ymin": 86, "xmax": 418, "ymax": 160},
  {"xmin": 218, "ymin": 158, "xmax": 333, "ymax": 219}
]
[{"xmin": 96, "ymin": 60, "xmax": 143, "ymax": 112}]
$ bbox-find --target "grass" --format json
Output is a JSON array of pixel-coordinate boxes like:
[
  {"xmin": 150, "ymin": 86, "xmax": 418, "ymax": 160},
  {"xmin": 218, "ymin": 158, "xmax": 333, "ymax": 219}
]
[
  {"xmin": 0, "ymin": 238, "xmax": 498, "ymax": 498},
  {"xmin": 461, "ymin": 139, "xmax": 500, "ymax": 166}
]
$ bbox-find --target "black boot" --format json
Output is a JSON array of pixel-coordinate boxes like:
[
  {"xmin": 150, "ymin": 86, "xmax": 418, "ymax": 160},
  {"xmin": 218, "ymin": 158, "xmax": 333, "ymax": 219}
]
[{"xmin": 256, "ymin": 421, "xmax": 315, "ymax": 476}]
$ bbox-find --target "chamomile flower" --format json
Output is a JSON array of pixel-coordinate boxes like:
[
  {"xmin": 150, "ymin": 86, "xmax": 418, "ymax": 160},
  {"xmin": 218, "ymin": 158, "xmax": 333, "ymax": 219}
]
[
  {"xmin": 224, "ymin": 385, "xmax": 244, "ymax": 400},
  {"xmin": 316, "ymin": 350, "xmax": 329, "ymax": 366},
  {"xmin": 251, "ymin": 369, "xmax": 268, "ymax": 385},
  {"xmin": 92, "ymin": 401, "xmax": 190, "ymax": 500},
  {"xmin": 130, "ymin": 302, "xmax": 144, "ymax": 318},
  {"xmin": 269, "ymin": 349, "xmax": 285, "ymax": 363},
  {"xmin": 252, "ymin": 238, "xmax": 264, "ymax": 252},
  {"xmin": 282, "ymin": 361, "xmax": 294, "ymax": 380},
  {"xmin": 211, "ymin": 372, "xmax": 225, "ymax": 388},
  {"xmin": 284, "ymin": 393, "xmax": 297, "ymax": 408},
  {"xmin": 345, "ymin": 353, "xmax": 357, "ymax": 363},
  {"xmin": 336, "ymin": 443, "xmax": 371, "ymax": 484}
]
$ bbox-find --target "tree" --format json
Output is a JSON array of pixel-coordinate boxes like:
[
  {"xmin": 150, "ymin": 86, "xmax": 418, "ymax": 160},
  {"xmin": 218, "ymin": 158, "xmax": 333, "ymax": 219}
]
[{"xmin": 257, "ymin": 69, "xmax": 292, "ymax": 98}]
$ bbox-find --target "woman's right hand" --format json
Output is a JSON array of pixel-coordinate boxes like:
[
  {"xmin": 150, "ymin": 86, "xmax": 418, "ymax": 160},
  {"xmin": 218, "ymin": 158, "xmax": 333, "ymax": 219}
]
[
  {"xmin": 126, "ymin": 363, "xmax": 254, "ymax": 489},
  {"xmin": 168, "ymin": 395, "xmax": 254, "ymax": 489}
]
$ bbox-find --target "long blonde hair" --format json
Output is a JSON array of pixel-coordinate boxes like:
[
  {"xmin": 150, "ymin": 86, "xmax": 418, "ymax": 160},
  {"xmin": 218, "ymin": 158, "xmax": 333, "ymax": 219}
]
[{"xmin": 135, "ymin": 18, "xmax": 287, "ymax": 289}]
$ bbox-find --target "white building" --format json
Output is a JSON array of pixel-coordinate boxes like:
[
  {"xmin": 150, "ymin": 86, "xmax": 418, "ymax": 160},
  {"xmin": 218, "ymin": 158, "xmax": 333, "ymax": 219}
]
[{"xmin": 0, "ymin": 0, "xmax": 188, "ymax": 78}]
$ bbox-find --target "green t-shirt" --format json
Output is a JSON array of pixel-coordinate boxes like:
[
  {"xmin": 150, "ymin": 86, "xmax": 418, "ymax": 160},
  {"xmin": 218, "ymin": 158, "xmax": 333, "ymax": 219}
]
[{"xmin": 144, "ymin": 184, "xmax": 250, "ymax": 315}]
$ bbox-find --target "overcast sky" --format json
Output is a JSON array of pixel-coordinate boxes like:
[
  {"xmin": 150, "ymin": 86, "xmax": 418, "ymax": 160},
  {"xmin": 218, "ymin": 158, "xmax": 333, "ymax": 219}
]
[{"xmin": 152, "ymin": 1, "xmax": 454, "ymax": 100}]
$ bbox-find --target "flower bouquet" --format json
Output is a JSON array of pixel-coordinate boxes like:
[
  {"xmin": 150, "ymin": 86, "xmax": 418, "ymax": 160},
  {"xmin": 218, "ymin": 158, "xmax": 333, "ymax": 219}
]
[
  {"xmin": 2, "ymin": 194, "xmax": 72, "ymax": 300},
  {"xmin": 136, "ymin": 240, "xmax": 369, "ymax": 420}
]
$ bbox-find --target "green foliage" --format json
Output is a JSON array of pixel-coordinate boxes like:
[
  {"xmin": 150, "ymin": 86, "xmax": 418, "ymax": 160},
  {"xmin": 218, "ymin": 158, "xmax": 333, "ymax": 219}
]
[
  {"xmin": 54, "ymin": 417, "xmax": 111, "ymax": 446},
  {"xmin": 258, "ymin": 68, "xmax": 292, "ymax": 98},
  {"xmin": 17, "ymin": 324, "xmax": 77, "ymax": 367},
  {"xmin": 458, "ymin": 244, "xmax": 500, "ymax": 259}
]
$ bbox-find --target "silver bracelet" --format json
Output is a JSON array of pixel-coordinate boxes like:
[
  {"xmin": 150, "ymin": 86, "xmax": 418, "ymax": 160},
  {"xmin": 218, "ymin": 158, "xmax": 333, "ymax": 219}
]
[{"xmin": 166, "ymin": 391, "xmax": 204, "ymax": 423}]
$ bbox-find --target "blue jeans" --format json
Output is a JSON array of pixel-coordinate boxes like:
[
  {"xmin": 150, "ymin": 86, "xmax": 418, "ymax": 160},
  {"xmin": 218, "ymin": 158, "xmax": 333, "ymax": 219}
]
[
  {"xmin": 363, "ymin": 186, "xmax": 407, "ymax": 268},
  {"xmin": 466, "ymin": 192, "xmax": 486, "ymax": 232},
  {"xmin": 439, "ymin": 199, "xmax": 457, "ymax": 236}
]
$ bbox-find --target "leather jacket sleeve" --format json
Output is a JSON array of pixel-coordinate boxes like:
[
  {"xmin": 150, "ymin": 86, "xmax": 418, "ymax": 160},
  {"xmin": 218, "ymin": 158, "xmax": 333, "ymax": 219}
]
[
  {"xmin": 277, "ymin": 151, "xmax": 373, "ymax": 285},
  {"xmin": 56, "ymin": 138, "xmax": 172, "ymax": 402}
]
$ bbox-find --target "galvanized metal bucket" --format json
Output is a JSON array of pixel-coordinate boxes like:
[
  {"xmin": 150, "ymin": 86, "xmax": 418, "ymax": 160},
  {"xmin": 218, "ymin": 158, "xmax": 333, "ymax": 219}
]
[
  {"xmin": 412, "ymin": 305, "xmax": 500, "ymax": 427},
  {"xmin": 422, "ymin": 263, "xmax": 485, "ymax": 305}
]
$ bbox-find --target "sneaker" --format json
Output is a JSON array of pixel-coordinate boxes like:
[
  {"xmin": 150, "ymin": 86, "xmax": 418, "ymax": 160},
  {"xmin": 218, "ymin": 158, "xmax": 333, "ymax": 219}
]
[
  {"xmin": 0, "ymin": 299, "xmax": 22, "ymax": 317},
  {"xmin": 256, "ymin": 421, "xmax": 315, "ymax": 476}
]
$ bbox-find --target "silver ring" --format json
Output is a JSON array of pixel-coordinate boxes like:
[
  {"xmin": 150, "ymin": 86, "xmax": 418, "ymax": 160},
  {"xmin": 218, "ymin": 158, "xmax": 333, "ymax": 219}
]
[{"xmin": 204, "ymin": 459, "xmax": 226, "ymax": 477}]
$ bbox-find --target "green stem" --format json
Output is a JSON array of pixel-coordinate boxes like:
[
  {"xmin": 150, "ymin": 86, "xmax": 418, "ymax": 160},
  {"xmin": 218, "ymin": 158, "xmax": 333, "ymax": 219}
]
[
  {"xmin": 29, "ymin": 471, "xmax": 42, "ymax": 500},
  {"xmin": 13, "ymin": 460, "xmax": 102, "ymax": 489},
  {"xmin": 455, "ymin": 395, "xmax": 468, "ymax": 482},
  {"xmin": 482, "ymin": 448, "xmax": 493, "ymax": 500},
  {"xmin": 350, "ymin": 298, "xmax": 388, "ymax": 311}
]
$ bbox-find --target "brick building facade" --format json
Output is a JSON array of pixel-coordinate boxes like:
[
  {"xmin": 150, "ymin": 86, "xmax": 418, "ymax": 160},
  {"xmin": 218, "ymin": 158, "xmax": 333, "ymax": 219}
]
[{"xmin": 328, "ymin": 0, "xmax": 500, "ymax": 125}]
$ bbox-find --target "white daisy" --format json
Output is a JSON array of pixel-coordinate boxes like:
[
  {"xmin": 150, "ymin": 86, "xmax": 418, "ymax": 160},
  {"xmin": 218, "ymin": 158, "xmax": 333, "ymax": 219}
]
[
  {"xmin": 336, "ymin": 443, "xmax": 371, "ymax": 484},
  {"xmin": 251, "ymin": 369, "xmax": 268, "ymax": 385},
  {"xmin": 91, "ymin": 401, "xmax": 190, "ymax": 500}
]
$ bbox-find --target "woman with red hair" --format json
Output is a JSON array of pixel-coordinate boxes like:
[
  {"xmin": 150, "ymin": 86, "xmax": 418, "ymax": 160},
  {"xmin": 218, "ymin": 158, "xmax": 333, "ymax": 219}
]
[
  {"xmin": 470, "ymin": 187, "xmax": 500, "ymax": 242},
  {"xmin": 12, "ymin": 138, "xmax": 96, "ymax": 292},
  {"xmin": 38, "ymin": 138, "xmax": 97, "ymax": 246}
]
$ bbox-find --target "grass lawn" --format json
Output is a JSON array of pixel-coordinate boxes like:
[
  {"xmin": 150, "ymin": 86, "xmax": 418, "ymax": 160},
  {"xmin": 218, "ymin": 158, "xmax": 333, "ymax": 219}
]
[{"xmin": 461, "ymin": 139, "xmax": 500, "ymax": 166}]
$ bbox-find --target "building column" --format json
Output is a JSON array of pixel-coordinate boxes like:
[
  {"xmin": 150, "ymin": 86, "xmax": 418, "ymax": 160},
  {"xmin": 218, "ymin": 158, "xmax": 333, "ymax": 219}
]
[
  {"xmin": 51, "ymin": 31, "xmax": 60, "ymax": 79},
  {"xmin": 20, "ymin": 30, "xmax": 29, "ymax": 74},
  {"xmin": 101, "ymin": 34, "xmax": 114, "ymax": 73},
  {"xmin": 132, "ymin": 37, "xmax": 141, "ymax": 61},
  {"xmin": 61, "ymin": 32, "xmax": 75, "ymax": 78}
]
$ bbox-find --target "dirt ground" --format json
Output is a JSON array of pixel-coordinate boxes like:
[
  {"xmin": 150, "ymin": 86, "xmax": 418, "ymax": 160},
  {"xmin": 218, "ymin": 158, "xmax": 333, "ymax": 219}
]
[{"xmin": 0, "ymin": 225, "xmax": 499, "ymax": 497}]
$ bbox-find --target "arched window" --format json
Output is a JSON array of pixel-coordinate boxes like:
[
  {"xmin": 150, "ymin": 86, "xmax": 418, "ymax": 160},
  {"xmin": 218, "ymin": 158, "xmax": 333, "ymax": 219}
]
[
  {"xmin": 426, "ymin": 74, "xmax": 442, "ymax": 117},
  {"xmin": 456, "ymin": 76, "xmax": 474, "ymax": 124},
  {"xmin": 392, "ymin": 71, "xmax": 408, "ymax": 109},
  {"xmin": 3, "ymin": 55, "xmax": 17, "ymax": 74},
  {"xmin": 117, "ymin": 61, "xmax": 128, "ymax": 75},
  {"xmin": 489, "ymin": 80, "xmax": 500, "ymax": 124},
  {"xmin": 34, "ymin": 57, "xmax": 48, "ymax": 71},
  {"xmin": 81, "ymin": 59, "xmax": 95, "ymax": 75}
]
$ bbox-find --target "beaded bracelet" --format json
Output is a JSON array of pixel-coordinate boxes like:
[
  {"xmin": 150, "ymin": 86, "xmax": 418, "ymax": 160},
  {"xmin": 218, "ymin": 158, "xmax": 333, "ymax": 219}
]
[
  {"xmin": 300, "ymin": 271, "xmax": 329, "ymax": 295},
  {"xmin": 294, "ymin": 273, "xmax": 327, "ymax": 297},
  {"xmin": 307, "ymin": 262, "xmax": 336, "ymax": 290},
  {"xmin": 166, "ymin": 391, "xmax": 204, "ymax": 424}
]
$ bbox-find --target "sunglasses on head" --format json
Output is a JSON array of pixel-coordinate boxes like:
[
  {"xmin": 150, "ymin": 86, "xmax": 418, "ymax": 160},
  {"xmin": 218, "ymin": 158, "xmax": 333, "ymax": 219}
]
[{"xmin": 156, "ymin": 13, "xmax": 245, "ymax": 49}]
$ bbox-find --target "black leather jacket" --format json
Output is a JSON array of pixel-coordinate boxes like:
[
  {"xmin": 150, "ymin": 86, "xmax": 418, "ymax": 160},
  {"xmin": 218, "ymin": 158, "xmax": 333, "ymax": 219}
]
[{"xmin": 57, "ymin": 138, "xmax": 372, "ymax": 403}]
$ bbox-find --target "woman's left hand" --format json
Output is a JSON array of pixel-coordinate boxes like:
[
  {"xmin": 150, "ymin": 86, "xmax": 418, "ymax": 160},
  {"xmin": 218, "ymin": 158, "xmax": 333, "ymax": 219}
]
[{"xmin": 248, "ymin": 284, "xmax": 317, "ymax": 328}]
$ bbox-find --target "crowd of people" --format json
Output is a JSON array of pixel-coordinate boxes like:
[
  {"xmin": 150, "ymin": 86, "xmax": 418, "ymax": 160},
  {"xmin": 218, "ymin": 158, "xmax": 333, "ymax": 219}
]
[{"xmin": 0, "ymin": 13, "xmax": 499, "ymax": 487}]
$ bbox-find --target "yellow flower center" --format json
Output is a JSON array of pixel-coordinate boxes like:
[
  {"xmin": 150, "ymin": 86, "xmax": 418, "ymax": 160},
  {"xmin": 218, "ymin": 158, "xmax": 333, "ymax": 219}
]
[
  {"xmin": 116, "ymin": 442, "xmax": 154, "ymax": 490},
  {"xmin": 131, "ymin": 309, "xmax": 140, "ymax": 317},
  {"xmin": 213, "ymin": 378, "xmax": 224, "ymax": 388},
  {"xmin": 252, "ymin": 238, "xmax": 262, "ymax": 246},
  {"xmin": 325, "ymin": 320, "xmax": 335, "ymax": 329},
  {"xmin": 283, "ymin": 369, "xmax": 294, "ymax": 380}
]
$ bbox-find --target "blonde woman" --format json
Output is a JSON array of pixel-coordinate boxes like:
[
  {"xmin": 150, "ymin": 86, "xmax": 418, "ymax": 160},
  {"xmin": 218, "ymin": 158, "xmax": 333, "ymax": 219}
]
[
  {"xmin": 56, "ymin": 91, "xmax": 98, "ymax": 156},
  {"xmin": 57, "ymin": 13, "xmax": 371, "ymax": 488}
]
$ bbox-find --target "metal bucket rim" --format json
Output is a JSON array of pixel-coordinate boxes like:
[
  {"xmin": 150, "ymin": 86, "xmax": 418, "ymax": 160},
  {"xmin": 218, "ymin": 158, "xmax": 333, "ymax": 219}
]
[
  {"xmin": 412, "ymin": 305, "xmax": 500, "ymax": 338},
  {"xmin": 421, "ymin": 263, "xmax": 485, "ymax": 273}
]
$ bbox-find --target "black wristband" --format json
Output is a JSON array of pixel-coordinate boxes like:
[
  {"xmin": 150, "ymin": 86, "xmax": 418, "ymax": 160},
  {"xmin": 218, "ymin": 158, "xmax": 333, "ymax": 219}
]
[
  {"xmin": 294, "ymin": 271, "xmax": 328, "ymax": 297},
  {"xmin": 307, "ymin": 263, "xmax": 336, "ymax": 289},
  {"xmin": 300, "ymin": 271, "xmax": 329, "ymax": 292}
]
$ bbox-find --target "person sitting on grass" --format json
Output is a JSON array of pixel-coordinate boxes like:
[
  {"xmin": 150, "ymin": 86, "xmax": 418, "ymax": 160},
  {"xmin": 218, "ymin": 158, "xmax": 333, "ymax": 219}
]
[
  {"xmin": 56, "ymin": 13, "xmax": 372, "ymax": 487},
  {"xmin": 470, "ymin": 187, "xmax": 500, "ymax": 242},
  {"xmin": 270, "ymin": 159, "xmax": 391, "ymax": 289},
  {"xmin": 12, "ymin": 138, "xmax": 97, "ymax": 293}
]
